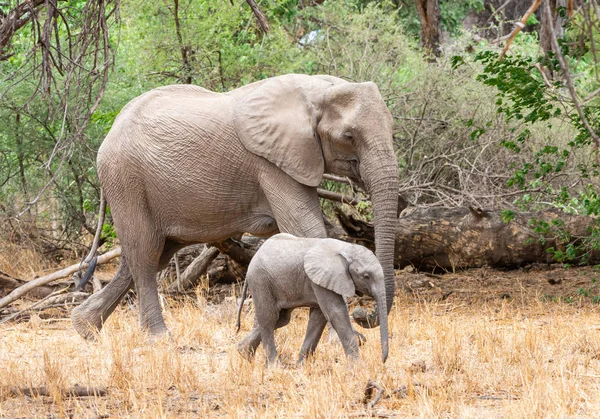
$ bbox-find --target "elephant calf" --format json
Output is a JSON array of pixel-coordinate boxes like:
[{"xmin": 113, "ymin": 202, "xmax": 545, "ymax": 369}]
[{"xmin": 236, "ymin": 233, "xmax": 389, "ymax": 365}]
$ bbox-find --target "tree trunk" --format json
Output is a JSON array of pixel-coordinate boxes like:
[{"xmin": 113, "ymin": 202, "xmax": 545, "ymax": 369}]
[
  {"xmin": 337, "ymin": 207, "xmax": 600, "ymax": 270},
  {"xmin": 413, "ymin": 0, "xmax": 441, "ymax": 57},
  {"xmin": 540, "ymin": 0, "xmax": 567, "ymax": 56}
]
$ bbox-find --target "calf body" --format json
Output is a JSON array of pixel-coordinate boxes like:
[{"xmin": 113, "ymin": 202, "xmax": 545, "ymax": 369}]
[{"xmin": 236, "ymin": 233, "xmax": 389, "ymax": 364}]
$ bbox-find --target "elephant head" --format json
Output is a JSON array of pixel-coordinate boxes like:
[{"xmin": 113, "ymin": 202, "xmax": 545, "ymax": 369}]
[
  {"xmin": 304, "ymin": 240, "xmax": 389, "ymax": 363},
  {"xmin": 234, "ymin": 74, "xmax": 398, "ymax": 329}
]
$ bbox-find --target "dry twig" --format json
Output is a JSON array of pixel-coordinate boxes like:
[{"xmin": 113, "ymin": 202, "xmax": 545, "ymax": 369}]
[{"xmin": 363, "ymin": 379, "xmax": 384, "ymax": 409}]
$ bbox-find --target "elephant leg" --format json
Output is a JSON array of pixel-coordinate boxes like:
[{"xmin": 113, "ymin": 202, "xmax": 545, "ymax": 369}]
[
  {"xmin": 259, "ymin": 323, "xmax": 278, "ymax": 365},
  {"xmin": 261, "ymin": 177, "xmax": 327, "ymax": 238},
  {"xmin": 298, "ymin": 307, "xmax": 327, "ymax": 364},
  {"xmin": 129, "ymin": 253, "xmax": 166, "ymax": 335},
  {"xmin": 254, "ymin": 297, "xmax": 280, "ymax": 365},
  {"xmin": 238, "ymin": 309, "xmax": 292, "ymax": 361},
  {"xmin": 71, "ymin": 255, "xmax": 134, "ymax": 340},
  {"xmin": 327, "ymin": 302, "xmax": 367, "ymax": 346},
  {"xmin": 314, "ymin": 288, "xmax": 359, "ymax": 361},
  {"xmin": 238, "ymin": 325, "xmax": 261, "ymax": 360}
]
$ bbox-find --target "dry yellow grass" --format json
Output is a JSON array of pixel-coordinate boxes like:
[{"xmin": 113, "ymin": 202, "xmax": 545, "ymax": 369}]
[{"xmin": 2, "ymin": 281, "xmax": 600, "ymax": 418}]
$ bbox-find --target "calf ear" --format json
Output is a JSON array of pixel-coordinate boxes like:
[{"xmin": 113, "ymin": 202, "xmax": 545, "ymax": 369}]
[{"xmin": 304, "ymin": 242, "xmax": 355, "ymax": 297}]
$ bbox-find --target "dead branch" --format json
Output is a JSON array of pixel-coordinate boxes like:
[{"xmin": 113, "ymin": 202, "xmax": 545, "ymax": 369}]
[
  {"xmin": 0, "ymin": 269, "xmax": 23, "ymax": 289},
  {"xmin": 363, "ymin": 380, "xmax": 384, "ymax": 409},
  {"xmin": 8, "ymin": 385, "xmax": 107, "ymax": 397},
  {"xmin": 0, "ymin": 270, "xmax": 64, "ymax": 300},
  {"xmin": 485, "ymin": 0, "xmax": 516, "ymax": 25},
  {"xmin": 245, "ymin": 0, "xmax": 270, "ymax": 33},
  {"xmin": 0, "ymin": 0, "xmax": 45, "ymax": 56},
  {"xmin": 499, "ymin": 0, "xmax": 543, "ymax": 59},
  {"xmin": 317, "ymin": 188, "xmax": 366, "ymax": 205},
  {"xmin": 208, "ymin": 238, "xmax": 256, "ymax": 266},
  {"xmin": 338, "ymin": 207, "xmax": 600, "ymax": 270},
  {"xmin": 544, "ymin": 1, "xmax": 600, "ymax": 151},
  {"xmin": 167, "ymin": 246, "xmax": 219, "ymax": 292},
  {"xmin": 0, "ymin": 247, "xmax": 121, "ymax": 310}
]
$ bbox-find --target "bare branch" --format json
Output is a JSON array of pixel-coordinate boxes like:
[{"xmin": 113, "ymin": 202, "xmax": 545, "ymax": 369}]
[
  {"xmin": 317, "ymin": 188, "xmax": 366, "ymax": 205},
  {"xmin": 485, "ymin": 0, "xmax": 516, "ymax": 25},
  {"xmin": 245, "ymin": 0, "xmax": 269, "ymax": 33},
  {"xmin": 544, "ymin": 1, "xmax": 600, "ymax": 149},
  {"xmin": 583, "ymin": 86, "xmax": 600, "ymax": 104},
  {"xmin": 499, "ymin": 0, "xmax": 543, "ymax": 60}
]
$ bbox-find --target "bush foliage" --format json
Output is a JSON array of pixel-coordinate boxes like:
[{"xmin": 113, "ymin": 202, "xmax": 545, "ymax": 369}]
[{"xmin": 1, "ymin": 0, "xmax": 600, "ymax": 263}]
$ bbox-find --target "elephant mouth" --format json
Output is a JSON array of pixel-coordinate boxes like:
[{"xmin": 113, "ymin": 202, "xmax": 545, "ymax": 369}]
[{"xmin": 338, "ymin": 158, "xmax": 363, "ymax": 188}]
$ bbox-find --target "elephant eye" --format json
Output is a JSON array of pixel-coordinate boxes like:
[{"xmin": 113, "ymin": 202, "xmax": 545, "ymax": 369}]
[{"xmin": 343, "ymin": 131, "xmax": 354, "ymax": 141}]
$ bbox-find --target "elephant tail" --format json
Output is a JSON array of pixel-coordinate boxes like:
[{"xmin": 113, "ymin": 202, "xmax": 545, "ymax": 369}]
[
  {"xmin": 76, "ymin": 190, "xmax": 107, "ymax": 290},
  {"xmin": 236, "ymin": 279, "xmax": 249, "ymax": 333}
]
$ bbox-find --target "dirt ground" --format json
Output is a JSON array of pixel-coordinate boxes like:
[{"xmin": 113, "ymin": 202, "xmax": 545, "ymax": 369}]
[
  {"xmin": 398, "ymin": 263, "xmax": 600, "ymax": 306},
  {"xmin": 2, "ymin": 264, "xmax": 600, "ymax": 418}
]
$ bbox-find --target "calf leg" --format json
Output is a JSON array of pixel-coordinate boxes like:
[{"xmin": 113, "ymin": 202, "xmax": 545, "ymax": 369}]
[
  {"xmin": 238, "ymin": 309, "xmax": 292, "ymax": 362},
  {"xmin": 298, "ymin": 307, "xmax": 327, "ymax": 364}
]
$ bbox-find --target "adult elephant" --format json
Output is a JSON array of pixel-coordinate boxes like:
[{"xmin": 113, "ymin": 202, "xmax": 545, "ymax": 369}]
[{"xmin": 72, "ymin": 74, "xmax": 398, "ymax": 340}]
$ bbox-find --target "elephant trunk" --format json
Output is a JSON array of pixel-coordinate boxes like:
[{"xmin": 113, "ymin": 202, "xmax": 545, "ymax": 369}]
[
  {"xmin": 375, "ymin": 289, "xmax": 389, "ymax": 363},
  {"xmin": 353, "ymin": 147, "xmax": 398, "ymax": 329}
]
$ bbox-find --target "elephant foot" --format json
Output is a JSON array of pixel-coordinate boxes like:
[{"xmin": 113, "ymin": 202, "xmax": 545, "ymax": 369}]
[
  {"xmin": 144, "ymin": 329, "xmax": 172, "ymax": 345},
  {"xmin": 237, "ymin": 327, "xmax": 261, "ymax": 361},
  {"xmin": 327, "ymin": 325, "xmax": 367, "ymax": 346},
  {"xmin": 297, "ymin": 351, "xmax": 314, "ymax": 366},
  {"xmin": 237, "ymin": 341, "xmax": 257, "ymax": 361},
  {"xmin": 266, "ymin": 357, "xmax": 290, "ymax": 369},
  {"xmin": 71, "ymin": 302, "xmax": 104, "ymax": 341}
]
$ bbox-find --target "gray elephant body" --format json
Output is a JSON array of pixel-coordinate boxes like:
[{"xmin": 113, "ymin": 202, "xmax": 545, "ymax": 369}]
[
  {"xmin": 237, "ymin": 233, "xmax": 389, "ymax": 364},
  {"xmin": 72, "ymin": 74, "xmax": 398, "ymax": 340},
  {"xmin": 100, "ymin": 85, "xmax": 281, "ymax": 242}
]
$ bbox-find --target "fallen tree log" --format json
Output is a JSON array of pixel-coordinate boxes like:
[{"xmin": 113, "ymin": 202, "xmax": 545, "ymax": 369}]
[
  {"xmin": 337, "ymin": 207, "xmax": 600, "ymax": 270},
  {"xmin": 11, "ymin": 206, "xmax": 595, "ymax": 309},
  {"xmin": 166, "ymin": 238, "xmax": 258, "ymax": 292},
  {"xmin": 0, "ymin": 247, "xmax": 121, "ymax": 310},
  {"xmin": 0, "ymin": 270, "xmax": 58, "ymax": 300},
  {"xmin": 167, "ymin": 246, "xmax": 220, "ymax": 292}
]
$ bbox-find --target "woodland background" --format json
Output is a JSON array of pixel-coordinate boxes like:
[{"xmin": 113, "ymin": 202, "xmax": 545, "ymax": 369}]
[
  {"xmin": 3, "ymin": 1, "xmax": 600, "ymax": 417},
  {"xmin": 1, "ymin": 0, "xmax": 600, "ymax": 271}
]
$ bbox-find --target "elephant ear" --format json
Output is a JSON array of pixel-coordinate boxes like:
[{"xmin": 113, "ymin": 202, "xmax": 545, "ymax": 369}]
[
  {"xmin": 233, "ymin": 74, "xmax": 327, "ymax": 187},
  {"xmin": 304, "ymin": 241, "xmax": 355, "ymax": 297}
]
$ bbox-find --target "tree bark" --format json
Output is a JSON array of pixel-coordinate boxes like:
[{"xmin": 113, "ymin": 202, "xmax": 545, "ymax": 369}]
[
  {"xmin": 539, "ymin": 0, "xmax": 569, "ymax": 56},
  {"xmin": 413, "ymin": 0, "xmax": 441, "ymax": 57},
  {"xmin": 337, "ymin": 207, "xmax": 600, "ymax": 270}
]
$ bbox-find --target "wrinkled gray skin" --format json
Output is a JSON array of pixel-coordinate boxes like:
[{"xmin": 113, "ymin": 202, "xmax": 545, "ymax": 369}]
[
  {"xmin": 237, "ymin": 234, "xmax": 389, "ymax": 365},
  {"xmin": 71, "ymin": 74, "xmax": 398, "ymax": 340}
]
